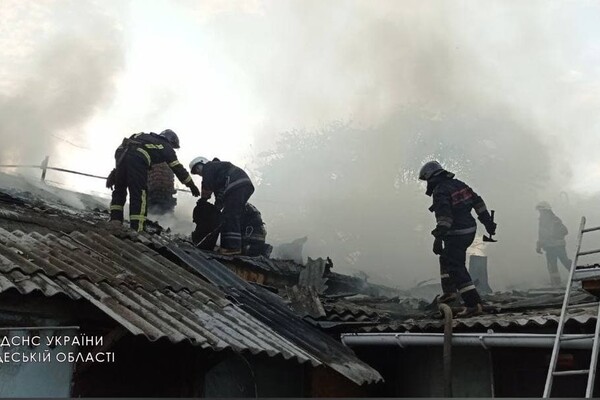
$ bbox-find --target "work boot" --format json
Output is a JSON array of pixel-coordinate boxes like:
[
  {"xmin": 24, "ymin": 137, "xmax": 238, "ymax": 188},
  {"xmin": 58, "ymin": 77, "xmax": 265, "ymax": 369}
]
[
  {"xmin": 218, "ymin": 247, "xmax": 242, "ymax": 256},
  {"xmin": 437, "ymin": 292, "xmax": 458, "ymax": 304},
  {"xmin": 108, "ymin": 219, "xmax": 123, "ymax": 228},
  {"xmin": 456, "ymin": 303, "xmax": 483, "ymax": 318}
]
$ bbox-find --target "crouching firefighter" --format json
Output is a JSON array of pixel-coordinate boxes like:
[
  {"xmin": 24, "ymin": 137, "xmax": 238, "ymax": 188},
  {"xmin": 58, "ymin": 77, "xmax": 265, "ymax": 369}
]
[
  {"xmin": 419, "ymin": 160, "xmax": 497, "ymax": 317},
  {"xmin": 189, "ymin": 156, "xmax": 254, "ymax": 255},
  {"xmin": 241, "ymin": 203, "xmax": 272, "ymax": 257},
  {"xmin": 106, "ymin": 130, "xmax": 200, "ymax": 231},
  {"xmin": 192, "ymin": 200, "xmax": 272, "ymax": 257}
]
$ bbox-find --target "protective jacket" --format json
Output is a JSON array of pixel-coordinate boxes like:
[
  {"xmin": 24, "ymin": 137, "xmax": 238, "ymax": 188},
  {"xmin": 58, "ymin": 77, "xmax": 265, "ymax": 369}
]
[
  {"xmin": 200, "ymin": 161, "xmax": 253, "ymax": 201},
  {"xmin": 538, "ymin": 211, "xmax": 568, "ymax": 248},
  {"xmin": 116, "ymin": 132, "xmax": 194, "ymax": 187},
  {"xmin": 428, "ymin": 172, "xmax": 492, "ymax": 236}
]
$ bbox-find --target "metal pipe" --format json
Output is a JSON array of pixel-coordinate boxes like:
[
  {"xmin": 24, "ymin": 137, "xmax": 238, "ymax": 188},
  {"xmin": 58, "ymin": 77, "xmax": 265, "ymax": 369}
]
[
  {"xmin": 341, "ymin": 332, "xmax": 595, "ymax": 350},
  {"xmin": 0, "ymin": 164, "xmax": 106, "ymax": 180},
  {"xmin": 44, "ymin": 166, "xmax": 106, "ymax": 180},
  {"xmin": 439, "ymin": 304, "xmax": 453, "ymax": 397}
]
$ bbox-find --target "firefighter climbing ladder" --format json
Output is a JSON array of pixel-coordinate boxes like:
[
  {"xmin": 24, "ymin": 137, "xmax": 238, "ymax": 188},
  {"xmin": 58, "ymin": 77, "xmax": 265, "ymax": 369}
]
[{"xmin": 543, "ymin": 216, "xmax": 600, "ymax": 398}]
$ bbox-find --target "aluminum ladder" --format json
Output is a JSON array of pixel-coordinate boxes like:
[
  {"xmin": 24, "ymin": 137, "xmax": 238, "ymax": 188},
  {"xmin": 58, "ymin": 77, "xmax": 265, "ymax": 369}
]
[{"xmin": 543, "ymin": 216, "xmax": 600, "ymax": 398}]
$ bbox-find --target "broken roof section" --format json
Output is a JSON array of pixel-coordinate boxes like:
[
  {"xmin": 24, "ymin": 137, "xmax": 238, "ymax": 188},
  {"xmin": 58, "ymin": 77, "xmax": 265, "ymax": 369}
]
[
  {"xmin": 304, "ymin": 287, "xmax": 599, "ymax": 333},
  {"xmin": 0, "ymin": 183, "xmax": 382, "ymax": 385},
  {"xmin": 366, "ymin": 288, "xmax": 599, "ymax": 332}
]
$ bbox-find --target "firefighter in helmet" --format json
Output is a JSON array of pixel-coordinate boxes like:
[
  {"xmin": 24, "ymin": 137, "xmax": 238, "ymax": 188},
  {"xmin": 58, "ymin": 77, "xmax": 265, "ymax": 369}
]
[
  {"xmin": 536, "ymin": 201, "xmax": 571, "ymax": 286},
  {"xmin": 107, "ymin": 130, "xmax": 200, "ymax": 231},
  {"xmin": 419, "ymin": 160, "xmax": 497, "ymax": 317},
  {"xmin": 189, "ymin": 156, "xmax": 254, "ymax": 255}
]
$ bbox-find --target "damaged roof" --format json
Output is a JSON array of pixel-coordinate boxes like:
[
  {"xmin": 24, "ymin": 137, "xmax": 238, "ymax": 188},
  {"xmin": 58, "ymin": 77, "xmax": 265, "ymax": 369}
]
[
  {"xmin": 210, "ymin": 253, "xmax": 305, "ymax": 275},
  {"xmin": 319, "ymin": 288, "xmax": 600, "ymax": 333},
  {"xmin": 165, "ymin": 242, "xmax": 382, "ymax": 384},
  {"xmin": 0, "ymin": 184, "xmax": 382, "ymax": 385}
]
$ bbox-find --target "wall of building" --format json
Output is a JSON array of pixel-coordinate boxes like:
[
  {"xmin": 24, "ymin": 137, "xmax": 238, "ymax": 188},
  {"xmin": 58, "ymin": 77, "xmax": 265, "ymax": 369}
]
[
  {"xmin": 204, "ymin": 353, "xmax": 305, "ymax": 397},
  {"xmin": 492, "ymin": 347, "xmax": 596, "ymax": 397},
  {"xmin": 307, "ymin": 365, "xmax": 371, "ymax": 397},
  {"xmin": 0, "ymin": 326, "xmax": 78, "ymax": 397},
  {"xmin": 395, "ymin": 346, "xmax": 492, "ymax": 397},
  {"xmin": 351, "ymin": 344, "xmax": 492, "ymax": 397},
  {"xmin": 351, "ymin": 343, "xmax": 600, "ymax": 398},
  {"xmin": 72, "ymin": 335, "xmax": 214, "ymax": 397}
]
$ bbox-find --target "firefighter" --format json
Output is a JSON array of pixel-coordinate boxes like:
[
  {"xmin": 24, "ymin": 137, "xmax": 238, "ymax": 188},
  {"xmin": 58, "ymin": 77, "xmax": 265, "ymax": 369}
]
[
  {"xmin": 189, "ymin": 156, "xmax": 254, "ymax": 255},
  {"xmin": 107, "ymin": 130, "xmax": 200, "ymax": 231},
  {"xmin": 419, "ymin": 160, "xmax": 496, "ymax": 317},
  {"xmin": 242, "ymin": 203, "xmax": 271, "ymax": 257},
  {"xmin": 191, "ymin": 200, "xmax": 271, "ymax": 257},
  {"xmin": 536, "ymin": 201, "xmax": 571, "ymax": 286}
]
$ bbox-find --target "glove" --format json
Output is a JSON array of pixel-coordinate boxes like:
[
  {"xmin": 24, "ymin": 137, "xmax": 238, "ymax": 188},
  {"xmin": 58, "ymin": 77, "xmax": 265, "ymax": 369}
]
[
  {"xmin": 188, "ymin": 183, "xmax": 200, "ymax": 197},
  {"xmin": 484, "ymin": 221, "xmax": 497, "ymax": 236},
  {"xmin": 433, "ymin": 238, "xmax": 444, "ymax": 255},
  {"xmin": 431, "ymin": 226, "xmax": 449, "ymax": 238},
  {"xmin": 106, "ymin": 169, "xmax": 116, "ymax": 190},
  {"xmin": 536, "ymin": 245, "xmax": 543, "ymax": 254}
]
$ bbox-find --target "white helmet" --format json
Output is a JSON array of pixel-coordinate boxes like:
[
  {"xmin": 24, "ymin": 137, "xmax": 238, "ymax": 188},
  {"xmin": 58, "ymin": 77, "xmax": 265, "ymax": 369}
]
[
  {"xmin": 536, "ymin": 201, "xmax": 552, "ymax": 210},
  {"xmin": 418, "ymin": 160, "xmax": 445, "ymax": 181},
  {"xmin": 189, "ymin": 156, "xmax": 209, "ymax": 171}
]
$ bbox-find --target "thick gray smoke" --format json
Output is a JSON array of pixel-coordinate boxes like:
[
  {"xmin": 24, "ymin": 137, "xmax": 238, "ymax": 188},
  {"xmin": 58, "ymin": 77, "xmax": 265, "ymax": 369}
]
[
  {"xmin": 201, "ymin": 1, "xmax": 600, "ymax": 289},
  {"xmin": 0, "ymin": 0, "xmax": 125, "ymax": 167},
  {"xmin": 2, "ymin": 1, "xmax": 598, "ymax": 291}
]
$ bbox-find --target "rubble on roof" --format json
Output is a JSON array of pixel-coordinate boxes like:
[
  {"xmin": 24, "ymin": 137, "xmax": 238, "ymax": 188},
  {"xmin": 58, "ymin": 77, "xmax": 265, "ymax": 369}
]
[
  {"xmin": 285, "ymin": 286, "xmax": 326, "ymax": 319},
  {"xmin": 8, "ymin": 176, "xmax": 597, "ymax": 380},
  {"xmin": 349, "ymin": 288, "xmax": 599, "ymax": 333}
]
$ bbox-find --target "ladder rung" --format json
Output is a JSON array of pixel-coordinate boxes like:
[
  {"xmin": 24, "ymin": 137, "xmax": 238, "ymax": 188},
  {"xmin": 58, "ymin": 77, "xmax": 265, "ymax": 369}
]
[
  {"xmin": 560, "ymin": 334, "xmax": 596, "ymax": 341},
  {"xmin": 573, "ymin": 271, "xmax": 600, "ymax": 282},
  {"xmin": 567, "ymin": 302, "xmax": 600, "ymax": 309},
  {"xmin": 578, "ymin": 248, "xmax": 600, "ymax": 256},
  {"xmin": 575, "ymin": 264, "xmax": 600, "ymax": 270},
  {"xmin": 553, "ymin": 369, "xmax": 590, "ymax": 376},
  {"xmin": 583, "ymin": 226, "xmax": 600, "ymax": 233}
]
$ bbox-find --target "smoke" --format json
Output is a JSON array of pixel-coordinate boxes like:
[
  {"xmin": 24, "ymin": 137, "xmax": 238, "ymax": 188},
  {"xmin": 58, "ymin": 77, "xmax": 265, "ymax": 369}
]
[
  {"xmin": 0, "ymin": 0, "xmax": 126, "ymax": 166},
  {"xmin": 2, "ymin": 0, "xmax": 599, "ymax": 291},
  {"xmin": 198, "ymin": 0, "xmax": 600, "ymax": 289}
]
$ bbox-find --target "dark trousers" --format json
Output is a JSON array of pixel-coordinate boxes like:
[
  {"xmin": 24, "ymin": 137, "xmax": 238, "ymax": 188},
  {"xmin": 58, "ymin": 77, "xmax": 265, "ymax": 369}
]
[
  {"xmin": 220, "ymin": 185, "xmax": 254, "ymax": 250},
  {"xmin": 439, "ymin": 232, "xmax": 481, "ymax": 307},
  {"xmin": 110, "ymin": 154, "xmax": 148, "ymax": 232},
  {"xmin": 545, "ymin": 245, "xmax": 571, "ymax": 286}
]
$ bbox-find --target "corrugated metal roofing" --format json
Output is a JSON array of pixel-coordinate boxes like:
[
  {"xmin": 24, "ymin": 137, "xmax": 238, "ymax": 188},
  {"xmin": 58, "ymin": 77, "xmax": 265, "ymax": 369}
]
[
  {"xmin": 0, "ymin": 190, "xmax": 382, "ymax": 385},
  {"xmin": 164, "ymin": 242, "xmax": 383, "ymax": 385},
  {"xmin": 209, "ymin": 253, "xmax": 304, "ymax": 275},
  {"xmin": 0, "ymin": 227, "xmax": 324, "ymax": 363},
  {"xmin": 363, "ymin": 304, "xmax": 599, "ymax": 332},
  {"xmin": 359, "ymin": 289, "xmax": 600, "ymax": 333}
]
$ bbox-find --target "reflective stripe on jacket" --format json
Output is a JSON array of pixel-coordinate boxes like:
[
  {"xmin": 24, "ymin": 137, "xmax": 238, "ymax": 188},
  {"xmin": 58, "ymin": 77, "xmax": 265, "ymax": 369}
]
[
  {"xmin": 201, "ymin": 161, "xmax": 253, "ymax": 197},
  {"xmin": 429, "ymin": 174, "xmax": 489, "ymax": 236},
  {"xmin": 115, "ymin": 132, "xmax": 193, "ymax": 185}
]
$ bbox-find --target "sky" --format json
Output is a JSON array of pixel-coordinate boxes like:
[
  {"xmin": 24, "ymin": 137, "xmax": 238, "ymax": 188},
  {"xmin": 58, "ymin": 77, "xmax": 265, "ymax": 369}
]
[{"xmin": 2, "ymin": 0, "xmax": 600, "ymax": 289}]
